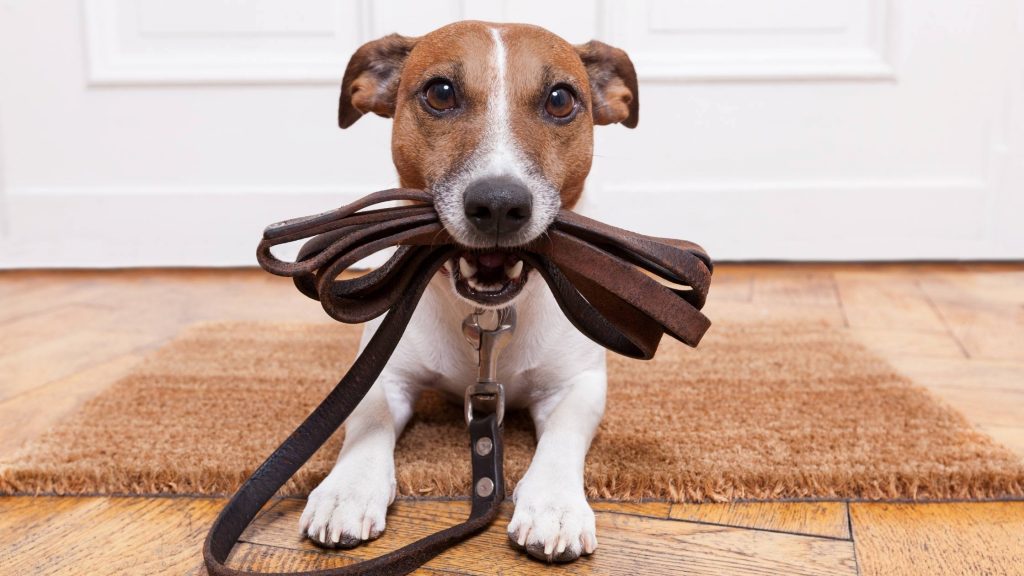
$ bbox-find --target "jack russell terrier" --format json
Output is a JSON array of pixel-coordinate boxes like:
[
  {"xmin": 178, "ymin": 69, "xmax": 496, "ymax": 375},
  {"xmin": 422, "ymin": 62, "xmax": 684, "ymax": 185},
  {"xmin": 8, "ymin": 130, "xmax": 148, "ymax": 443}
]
[{"xmin": 298, "ymin": 20, "xmax": 638, "ymax": 563}]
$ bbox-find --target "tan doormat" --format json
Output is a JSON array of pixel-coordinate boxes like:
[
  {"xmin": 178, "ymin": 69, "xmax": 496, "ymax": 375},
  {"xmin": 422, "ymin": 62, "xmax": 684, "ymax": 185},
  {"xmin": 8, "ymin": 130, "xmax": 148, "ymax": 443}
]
[{"xmin": 2, "ymin": 321, "xmax": 1022, "ymax": 501}]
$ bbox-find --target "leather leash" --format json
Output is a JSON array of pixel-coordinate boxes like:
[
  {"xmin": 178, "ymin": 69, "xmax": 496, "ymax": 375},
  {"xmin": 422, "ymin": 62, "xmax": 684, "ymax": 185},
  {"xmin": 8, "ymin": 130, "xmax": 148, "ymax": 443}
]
[{"xmin": 203, "ymin": 188, "xmax": 712, "ymax": 575}]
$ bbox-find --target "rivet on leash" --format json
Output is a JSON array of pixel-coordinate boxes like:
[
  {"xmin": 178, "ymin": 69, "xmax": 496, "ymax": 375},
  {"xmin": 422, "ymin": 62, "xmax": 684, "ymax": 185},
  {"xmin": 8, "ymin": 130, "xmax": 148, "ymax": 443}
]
[
  {"xmin": 476, "ymin": 477, "xmax": 495, "ymax": 498},
  {"xmin": 475, "ymin": 437, "xmax": 494, "ymax": 456}
]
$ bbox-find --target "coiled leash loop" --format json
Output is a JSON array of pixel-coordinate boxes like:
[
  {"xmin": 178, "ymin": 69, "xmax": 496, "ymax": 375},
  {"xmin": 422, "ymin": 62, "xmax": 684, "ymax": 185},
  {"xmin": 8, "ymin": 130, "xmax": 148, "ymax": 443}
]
[{"xmin": 204, "ymin": 189, "xmax": 712, "ymax": 575}]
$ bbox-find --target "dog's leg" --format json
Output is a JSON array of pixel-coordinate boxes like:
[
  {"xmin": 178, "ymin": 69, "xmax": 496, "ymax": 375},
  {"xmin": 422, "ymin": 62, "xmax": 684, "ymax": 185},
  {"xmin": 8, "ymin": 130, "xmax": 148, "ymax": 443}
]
[
  {"xmin": 298, "ymin": 371, "xmax": 414, "ymax": 548},
  {"xmin": 299, "ymin": 322, "xmax": 417, "ymax": 548},
  {"xmin": 507, "ymin": 365, "xmax": 607, "ymax": 562}
]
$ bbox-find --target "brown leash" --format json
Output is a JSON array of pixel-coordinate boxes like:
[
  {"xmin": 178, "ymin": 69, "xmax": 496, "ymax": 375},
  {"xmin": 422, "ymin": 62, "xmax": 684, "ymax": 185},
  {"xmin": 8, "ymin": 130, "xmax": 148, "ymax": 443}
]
[{"xmin": 203, "ymin": 188, "xmax": 712, "ymax": 575}]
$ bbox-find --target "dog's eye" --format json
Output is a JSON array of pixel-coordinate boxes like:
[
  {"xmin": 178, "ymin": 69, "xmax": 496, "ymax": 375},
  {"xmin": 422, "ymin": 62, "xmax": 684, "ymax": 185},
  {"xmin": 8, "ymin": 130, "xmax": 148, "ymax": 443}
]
[
  {"xmin": 423, "ymin": 79, "xmax": 457, "ymax": 112},
  {"xmin": 545, "ymin": 86, "xmax": 576, "ymax": 119}
]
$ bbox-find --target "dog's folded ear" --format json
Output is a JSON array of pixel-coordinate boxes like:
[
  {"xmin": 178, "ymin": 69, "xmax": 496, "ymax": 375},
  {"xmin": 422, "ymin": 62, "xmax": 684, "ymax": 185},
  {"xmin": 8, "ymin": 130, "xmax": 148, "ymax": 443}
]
[
  {"xmin": 575, "ymin": 40, "xmax": 640, "ymax": 128},
  {"xmin": 339, "ymin": 34, "xmax": 419, "ymax": 129}
]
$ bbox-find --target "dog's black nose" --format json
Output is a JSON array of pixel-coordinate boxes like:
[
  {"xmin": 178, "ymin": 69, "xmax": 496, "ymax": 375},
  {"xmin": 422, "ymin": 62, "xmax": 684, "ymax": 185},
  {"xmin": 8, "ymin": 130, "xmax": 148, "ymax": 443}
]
[{"xmin": 463, "ymin": 176, "xmax": 533, "ymax": 238}]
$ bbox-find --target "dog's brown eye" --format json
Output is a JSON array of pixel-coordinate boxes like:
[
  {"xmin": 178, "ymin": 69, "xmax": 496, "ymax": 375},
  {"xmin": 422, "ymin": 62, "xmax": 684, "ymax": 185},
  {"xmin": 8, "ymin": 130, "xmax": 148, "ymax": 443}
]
[
  {"xmin": 424, "ymin": 79, "xmax": 457, "ymax": 111},
  {"xmin": 545, "ymin": 86, "xmax": 576, "ymax": 119}
]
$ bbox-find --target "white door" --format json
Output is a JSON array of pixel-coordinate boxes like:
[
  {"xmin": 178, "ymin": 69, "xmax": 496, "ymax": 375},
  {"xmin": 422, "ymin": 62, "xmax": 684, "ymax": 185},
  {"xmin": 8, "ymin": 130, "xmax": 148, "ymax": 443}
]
[{"xmin": 1, "ymin": 0, "xmax": 1022, "ymax": 267}]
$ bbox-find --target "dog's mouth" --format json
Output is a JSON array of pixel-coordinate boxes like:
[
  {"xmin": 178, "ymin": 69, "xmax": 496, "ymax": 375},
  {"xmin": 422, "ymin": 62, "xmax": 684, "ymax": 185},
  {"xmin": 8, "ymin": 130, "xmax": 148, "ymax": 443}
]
[{"xmin": 445, "ymin": 250, "xmax": 531, "ymax": 306}]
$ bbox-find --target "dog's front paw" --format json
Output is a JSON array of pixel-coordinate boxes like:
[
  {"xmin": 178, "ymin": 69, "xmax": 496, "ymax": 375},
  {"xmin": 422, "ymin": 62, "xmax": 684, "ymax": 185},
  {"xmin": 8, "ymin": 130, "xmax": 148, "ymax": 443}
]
[
  {"xmin": 507, "ymin": 475, "xmax": 597, "ymax": 563},
  {"xmin": 298, "ymin": 464, "xmax": 396, "ymax": 549}
]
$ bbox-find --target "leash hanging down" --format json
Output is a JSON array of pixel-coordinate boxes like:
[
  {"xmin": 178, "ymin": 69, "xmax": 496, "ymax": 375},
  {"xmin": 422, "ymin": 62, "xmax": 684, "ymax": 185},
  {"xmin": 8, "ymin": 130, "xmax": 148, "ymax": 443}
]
[{"xmin": 203, "ymin": 188, "xmax": 712, "ymax": 576}]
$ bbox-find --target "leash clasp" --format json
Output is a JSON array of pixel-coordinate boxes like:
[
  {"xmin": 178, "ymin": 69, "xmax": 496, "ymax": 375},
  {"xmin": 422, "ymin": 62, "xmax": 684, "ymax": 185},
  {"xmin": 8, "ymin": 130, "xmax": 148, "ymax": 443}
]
[
  {"xmin": 462, "ymin": 307, "xmax": 515, "ymax": 426},
  {"xmin": 464, "ymin": 381, "xmax": 505, "ymax": 428}
]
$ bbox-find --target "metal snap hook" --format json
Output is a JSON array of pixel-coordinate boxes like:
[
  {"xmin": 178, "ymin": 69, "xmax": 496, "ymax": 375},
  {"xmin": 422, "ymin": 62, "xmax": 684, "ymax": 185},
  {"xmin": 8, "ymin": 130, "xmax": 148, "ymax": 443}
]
[{"xmin": 463, "ymin": 307, "xmax": 515, "ymax": 426}]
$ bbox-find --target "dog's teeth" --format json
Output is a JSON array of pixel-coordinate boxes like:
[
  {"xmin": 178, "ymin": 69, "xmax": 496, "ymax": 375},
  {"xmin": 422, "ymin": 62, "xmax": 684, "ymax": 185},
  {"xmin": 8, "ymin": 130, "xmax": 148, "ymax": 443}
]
[
  {"xmin": 506, "ymin": 260, "xmax": 523, "ymax": 279},
  {"xmin": 459, "ymin": 257, "xmax": 476, "ymax": 279},
  {"xmin": 467, "ymin": 278, "xmax": 502, "ymax": 293}
]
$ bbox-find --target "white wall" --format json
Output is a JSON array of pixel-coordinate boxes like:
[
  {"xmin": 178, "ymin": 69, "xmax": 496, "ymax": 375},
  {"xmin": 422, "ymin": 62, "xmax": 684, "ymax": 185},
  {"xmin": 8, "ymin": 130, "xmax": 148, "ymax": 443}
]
[{"xmin": 0, "ymin": 0, "xmax": 1022, "ymax": 268}]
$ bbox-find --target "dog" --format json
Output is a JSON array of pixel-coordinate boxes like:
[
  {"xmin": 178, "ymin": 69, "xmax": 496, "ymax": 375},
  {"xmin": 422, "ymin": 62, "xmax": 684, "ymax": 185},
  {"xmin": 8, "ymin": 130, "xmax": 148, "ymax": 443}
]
[{"xmin": 298, "ymin": 20, "xmax": 638, "ymax": 563}]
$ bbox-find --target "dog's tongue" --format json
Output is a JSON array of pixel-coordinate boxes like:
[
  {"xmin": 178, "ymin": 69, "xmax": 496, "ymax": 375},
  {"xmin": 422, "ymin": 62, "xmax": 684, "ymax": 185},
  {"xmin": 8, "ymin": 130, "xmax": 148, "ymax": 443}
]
[{"xmin": 477, "ymin": 251, "xmax": 507, "ymax": 269}]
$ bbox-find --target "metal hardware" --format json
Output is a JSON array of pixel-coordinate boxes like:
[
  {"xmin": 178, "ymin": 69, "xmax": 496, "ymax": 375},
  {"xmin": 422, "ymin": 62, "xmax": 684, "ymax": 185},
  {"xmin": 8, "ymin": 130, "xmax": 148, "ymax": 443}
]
[
  {"xmin": 475, "ymin": 436, "xmax": 494, "ymax": 456},
  {"xmin": 463, "ymin": 307, "xmax": 515, "ymax": 426},
  {"xmin": 462, "ymin": 307, "xmax": 516, "ymax": 383},
  {"xmin": 465, "ymin": 381, "xmax": 505, "ymax": 427},
  {"xmin": 475, "ymin": 477, "xmax": 495, "ymax": 498}
]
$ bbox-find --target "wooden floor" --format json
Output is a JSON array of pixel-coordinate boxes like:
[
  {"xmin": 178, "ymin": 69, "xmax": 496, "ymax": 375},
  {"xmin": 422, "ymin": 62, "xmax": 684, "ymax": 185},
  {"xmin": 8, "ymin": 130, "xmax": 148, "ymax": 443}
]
[{"xmin": 1, "ymin": 264, "xmax": 1022, "ymax": 575}]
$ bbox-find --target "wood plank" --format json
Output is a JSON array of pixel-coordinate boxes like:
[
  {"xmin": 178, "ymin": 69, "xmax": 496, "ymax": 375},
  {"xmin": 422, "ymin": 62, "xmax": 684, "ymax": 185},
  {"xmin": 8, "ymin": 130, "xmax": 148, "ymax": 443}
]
[
  {"xmin": 978, "ymin": 425, "xmax": 1024, "ymax": 459},
  {"xmin": 0, "ymin": 269, "xmax": 327, "ymax": 339},
  {"xmin": 887, "ymin": 356, "xmax": 1024, "ymax": 392},
  {"xmin": 240, "ymin": 499, "xmax": 857, "ymax": 576},
  {"xmin": 850, "ymin": 502, "xmax": 1024, "ymax": 576},
  {"xmin": 0, "ymin": 328, "xmax": 161, "ymax": 402},
  {"xmin": 926, "ymin": 386, "xmax": 1024, "ymax": 428},
  {"xmin": 668, "ymin": 501, "xmax": 850, "ymax": 539},
  {"xmin": 918, "ymin": 272, "xmax": 1024, "ymax": 361},
  {"xmin": 752, "ymin": 273, "xmax": 840, "ymax": 308},
  {"xmin": 703, "ymin": 300, "xmax": 847, "ymax": 328},
  {"xmin": 0, "ymin": 303, "xmax": 116, "ymax": 355},
  {"xmin": 0, "ymin": 277, "xmax": 32, "ymax": 299},
  {"xmin": 0, "ymin": 277, "xmax": 111, "ymax": 325},
  {"xmin": 221, "ymin": 544, "xmax": 458, "ymax": 575},
  {"xmin": 0, "ymin": 496, "xmax": 223, "ymax": 576},
  {"xmin": 834, "ymin": 272, "xmax": 947, "ymax": 332},
  {"xmin": 705, "ymin": 272, "xmax": 754, "ymax": 302},
  {"xmin": 590, "ymin": 500, "xmax": 671, "ymax": 517},
  {"xmin": 0, "ymin": 353, "xmax": 143, "ymax": 458},
  {"xmin": 847, "ymin": 328, "xmax": 966, "ymax": 359}
]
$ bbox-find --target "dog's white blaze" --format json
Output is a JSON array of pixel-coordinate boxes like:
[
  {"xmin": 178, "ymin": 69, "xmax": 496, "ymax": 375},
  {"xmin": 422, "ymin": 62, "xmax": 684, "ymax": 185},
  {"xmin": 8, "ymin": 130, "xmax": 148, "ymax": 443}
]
[{"xmin": 481, "ymin": 27, "xmax": 520, "ymax": 177}]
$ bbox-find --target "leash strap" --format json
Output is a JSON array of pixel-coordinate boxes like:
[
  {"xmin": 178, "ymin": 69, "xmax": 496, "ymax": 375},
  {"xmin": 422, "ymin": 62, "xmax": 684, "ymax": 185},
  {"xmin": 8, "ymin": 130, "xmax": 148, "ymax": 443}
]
[{"xmin": 204, "ymin": 189, "xmax": 711, "ymax": 575}]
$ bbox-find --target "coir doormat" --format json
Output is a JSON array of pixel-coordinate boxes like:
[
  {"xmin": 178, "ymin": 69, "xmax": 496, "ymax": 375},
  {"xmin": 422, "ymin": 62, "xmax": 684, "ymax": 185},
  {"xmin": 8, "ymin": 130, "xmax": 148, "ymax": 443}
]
[{"xmin": 2, "ymin": 321, "xmax": 1022, "ymax": 501}]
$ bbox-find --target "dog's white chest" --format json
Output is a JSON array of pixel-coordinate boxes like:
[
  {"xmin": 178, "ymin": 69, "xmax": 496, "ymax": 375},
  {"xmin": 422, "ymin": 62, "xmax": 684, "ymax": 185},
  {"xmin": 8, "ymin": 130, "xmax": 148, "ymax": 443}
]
[{"xmin": 362, "ymin": 273, "xmax": 605, "ymax": 409}]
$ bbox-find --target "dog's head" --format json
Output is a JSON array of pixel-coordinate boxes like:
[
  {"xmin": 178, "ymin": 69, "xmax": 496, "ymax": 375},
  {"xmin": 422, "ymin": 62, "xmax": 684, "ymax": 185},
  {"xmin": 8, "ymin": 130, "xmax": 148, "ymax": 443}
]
[{"xmin": 338, "ymin": 21, "xmax": 638, "ymax": 307}]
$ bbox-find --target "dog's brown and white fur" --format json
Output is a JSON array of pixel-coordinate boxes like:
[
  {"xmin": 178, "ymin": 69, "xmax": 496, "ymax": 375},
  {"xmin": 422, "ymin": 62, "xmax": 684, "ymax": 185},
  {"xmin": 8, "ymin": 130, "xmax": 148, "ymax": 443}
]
[{"xmin": 299, "ymin": 21, "xmax": 638, "ymax": 563}]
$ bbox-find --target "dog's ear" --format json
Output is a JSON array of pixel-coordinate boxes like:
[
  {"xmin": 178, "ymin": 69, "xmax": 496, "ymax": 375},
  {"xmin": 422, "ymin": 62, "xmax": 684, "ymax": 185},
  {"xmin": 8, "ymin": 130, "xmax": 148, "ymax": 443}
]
[
  {"xmin": 575, "ymin": 40, "xmax": 639, "ymax": 128},
  {"xmin": 338, "ymin": 34, "xmax": 419, "ymax": 129}
]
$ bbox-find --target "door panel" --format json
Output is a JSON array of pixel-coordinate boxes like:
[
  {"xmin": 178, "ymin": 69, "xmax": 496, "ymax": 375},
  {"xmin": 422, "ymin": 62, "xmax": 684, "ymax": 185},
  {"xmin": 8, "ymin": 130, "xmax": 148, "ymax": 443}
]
[{"xmin": 0, "ymin": 0, "xmax": 1021, "ymax": 266}]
